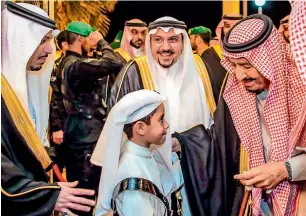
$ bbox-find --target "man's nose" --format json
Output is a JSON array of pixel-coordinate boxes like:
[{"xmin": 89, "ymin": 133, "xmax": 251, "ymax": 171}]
[
  {"xmin": 161, "ymin": 40, "xmax": 170, "ymax": 50},
  {"xmin": 235, "ymin": 67, "xmax": 246, "ymax": 82},
  {"xmin": 44, "ymin": 41, "xmax": 53, "ymax": 55}
]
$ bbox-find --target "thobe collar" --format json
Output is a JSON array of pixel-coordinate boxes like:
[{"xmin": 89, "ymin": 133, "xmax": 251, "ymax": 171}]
[
  {"xmin": 257, "ymin": 89, "xmax": 269, "ymax": 107},
  {"xmin": 124, "ymin": 140, "xmax": 154, "ymax": 158},
  {"xmin": 130, "ymin": 46, "xmax": 145, "ymax": 58}
]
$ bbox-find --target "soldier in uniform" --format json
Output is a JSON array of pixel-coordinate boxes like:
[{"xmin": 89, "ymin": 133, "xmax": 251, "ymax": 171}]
[{"xmin": 58, "ymin": 21, "xmax": 121, "ymax": 215}]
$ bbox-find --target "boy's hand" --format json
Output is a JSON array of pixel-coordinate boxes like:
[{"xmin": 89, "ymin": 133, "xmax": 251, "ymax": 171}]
[{"xmin": 172, "ymin": 138, "xmax": 181, "ymax": 152}]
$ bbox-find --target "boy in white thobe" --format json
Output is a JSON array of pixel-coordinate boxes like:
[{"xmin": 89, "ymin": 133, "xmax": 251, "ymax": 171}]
[{"xmin": 91, "ymin": 90, "xmax": 183, "ymax": 216}]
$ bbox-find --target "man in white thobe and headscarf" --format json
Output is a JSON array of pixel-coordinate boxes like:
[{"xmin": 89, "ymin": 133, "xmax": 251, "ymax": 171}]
[
  {"xmin": 107, "ymin": 16, "xmax": 218, "ymax": 216},
  {"xmin": 1, "ymin": 2, "xmax": 95, "ymax": 215}
]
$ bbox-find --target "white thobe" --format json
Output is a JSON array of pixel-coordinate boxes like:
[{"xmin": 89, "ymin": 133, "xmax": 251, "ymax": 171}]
[{"xmin": 97, "ymin": 141, "xmax": 180, "ymax": 216}]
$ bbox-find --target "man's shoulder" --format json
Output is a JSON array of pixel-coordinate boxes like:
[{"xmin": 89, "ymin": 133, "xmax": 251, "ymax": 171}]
[
  {"xmin": 201, "ymin": 45, "xmax": 222, "ymax": 60},
  {"xmin": 115, "ymin": 48, "xmax": 131, "ymax": 63},
  {"xmin": 118, "ymin": 56, "xmax": 149, "ymax": 79},
  {"xmin": 201, "ymin": 47, "xmax": 217, "ymax": 57},
  {"xmin": 60, "ymin": 54, "xmax": 79, "ymax": 66}
]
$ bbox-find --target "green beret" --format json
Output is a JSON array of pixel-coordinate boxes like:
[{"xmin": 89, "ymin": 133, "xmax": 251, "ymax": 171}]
[
  {"xmin": 66, "ymin": 21, "xmax": 95, "ymax": 37},
  {"xmin": 188, "ymin": 26, "xmax": 212, "ymax": 35}
]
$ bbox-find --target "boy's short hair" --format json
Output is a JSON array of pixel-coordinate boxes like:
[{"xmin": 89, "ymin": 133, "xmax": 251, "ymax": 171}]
[{"xmin": 123, "ymin": 107, "xmax": 159, "ymax": 139}]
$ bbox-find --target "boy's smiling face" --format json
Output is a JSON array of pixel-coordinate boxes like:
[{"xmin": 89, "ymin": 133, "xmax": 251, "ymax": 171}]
[{"xmin": 144, "ymin": 104, "xmax": 169, "ymax": 145}]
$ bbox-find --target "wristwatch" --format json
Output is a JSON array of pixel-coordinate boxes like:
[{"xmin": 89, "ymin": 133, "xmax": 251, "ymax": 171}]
[{"xmin": 285, "ymin": 161, "xmax": 292, "ymax": 181}]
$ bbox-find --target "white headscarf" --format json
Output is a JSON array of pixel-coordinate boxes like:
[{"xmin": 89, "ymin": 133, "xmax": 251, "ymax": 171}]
[
  {"xmin": 1, "ymin": 3, "xmax": 58, "ymax": 144},
  {"xmin": 145, "ymin": 16, "xmax": 211, "ymax": 132},
  {"xmin": 91, "ymin": 90, "xmax": 175, "ymax": 213}
]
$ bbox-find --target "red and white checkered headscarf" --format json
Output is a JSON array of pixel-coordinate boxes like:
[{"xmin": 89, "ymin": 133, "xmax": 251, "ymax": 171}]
[
  {"xmin": 288, "ymin": 5, "xmax": 306, "ymax": 213},
  {"xmin": 221, "ymin": 17, "xmax": 306, "ymax": 215},
  {"xmin": 290, "ymin": 1, "xmax": 306, "ymax": 86}
]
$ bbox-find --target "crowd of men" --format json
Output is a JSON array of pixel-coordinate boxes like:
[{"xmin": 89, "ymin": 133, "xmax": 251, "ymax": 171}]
[{"xmin": 1, "ymin": 1, "xmax": 305, "ymax": 216}]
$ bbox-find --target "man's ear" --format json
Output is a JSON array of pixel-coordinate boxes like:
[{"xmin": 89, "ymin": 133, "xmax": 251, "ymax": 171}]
[
  {"xmin": 78, "ymin": 35, "xmax": 84, "ymax": 43},
  {"xmin": 134, "ymin": 121, "xmax": 146, "ymax": 136},
  {"xmin": 62, "ymin": 41, "xmax": 68, "ymax": 49},
  {"xmin": 195, "ymin": 36, "xmax": 201, "ymax": 44}
]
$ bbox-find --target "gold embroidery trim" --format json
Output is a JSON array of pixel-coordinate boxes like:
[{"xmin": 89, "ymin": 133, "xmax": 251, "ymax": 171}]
[
  {"xmin": 218, "ymin": 72, "xmax": 229, "ymax": 103},
  {"xmin": 239, "ymin": 144, "xmax": 249, "ymax": 174},
  {"xmin": 193, "ymin": 54, "xmax": 217, "ymax": 117},
  {"xmin": 134, "ymin": 56, "xmax": 156, "ymax": 91},
  {"xmin": 212, "ymin": 45, "xmax": 223, "ymax": 59},
  {"xmin": 1, "ymin": 74, "xmax": 51, "ymax": 169},
  {"xmin": 115, "ymin": 48, "xmax": 132, "ymax": 62},
  {"xmin": 1, "ymin": 186, "xmax": 60, "ymax": 197}
]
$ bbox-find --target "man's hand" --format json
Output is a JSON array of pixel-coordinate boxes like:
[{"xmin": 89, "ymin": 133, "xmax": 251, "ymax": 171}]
[
  {"xmin": 55, "ymin": 181, "xmax": 95, "ymax": 216},
  {"xmin": 89, "ymin": 31, "xmax": 103, "ymax": 48},
  {"xmin": 52, "ymin": 130, "xmax": 64, "ymax": 145},
  {"xmin": 234, "ymin": 161, "xmax": 289, "ymax": 190},
  {"xmin": 172, "ymin": 138, "xmax": 181, "ymax": 152}
]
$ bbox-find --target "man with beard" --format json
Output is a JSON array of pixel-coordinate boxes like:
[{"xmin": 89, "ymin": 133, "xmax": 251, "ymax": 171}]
[
  {"xmin": 58, "ymin": 21, "xmax": 121, "ymax": 215},
  {"xmin": 2, "ymin": 2, "xmax": 95, "ymax": 216},
  {"xmin": 115, "ymin": 19, "xmax": 148, "ymax": 64},
  {"xmin": 222, "ymin": 14, "xmax": 306, "ymax": 215},
  {"xmin": 189, "ymin": 26, "xmax": 212, "ymax": 56},
  {"xmin": 279, "ymin": 15, "xmax": 290, "ymax": 43},
  {"xmin": 174, "ymin": 14, "xmax": 306, "ymax": 216},
  {"xmin": 97, "ymin": 16, "xmax": 219, "ymax": 216}
]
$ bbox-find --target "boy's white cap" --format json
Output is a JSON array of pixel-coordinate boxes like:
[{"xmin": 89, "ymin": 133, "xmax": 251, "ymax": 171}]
[{"xmin": 91, "ymin": 90, "xmax": 174, "ymax": 213}]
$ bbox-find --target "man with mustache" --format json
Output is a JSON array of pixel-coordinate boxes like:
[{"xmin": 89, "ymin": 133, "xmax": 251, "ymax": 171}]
[
  {"xmin": 115, "ymin": 19, "xmax": 148, "ymax": 64},
  {"xmin": 58, "ymin": 21, "xmax": 121, "ymax": 215},
  {"xmin": 189, "ymin": 26, "xmax": 212, "ymax": 56},
  {"xmin": 189, "ymin": 25, "xmax": 226, "ymax": 106},
  {"xmin": 101, "ymin": 16, "xmax": 220, "ymax": 216},
  {"xmin": 2, "ymin": 2, "xmax": 95, "ymax": 216},
  {"xmin": 221, "ymin": 14, "xmax": 306, "ymax": 215},
  {"xmin": 174, "ymin": 14, "xmax": 306, "ymax": 216}
]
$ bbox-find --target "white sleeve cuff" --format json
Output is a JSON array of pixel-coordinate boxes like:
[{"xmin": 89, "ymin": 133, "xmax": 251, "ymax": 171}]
[{"xmin": 288, "ymin": 153, "xmax": 306, "ymax": 182}]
